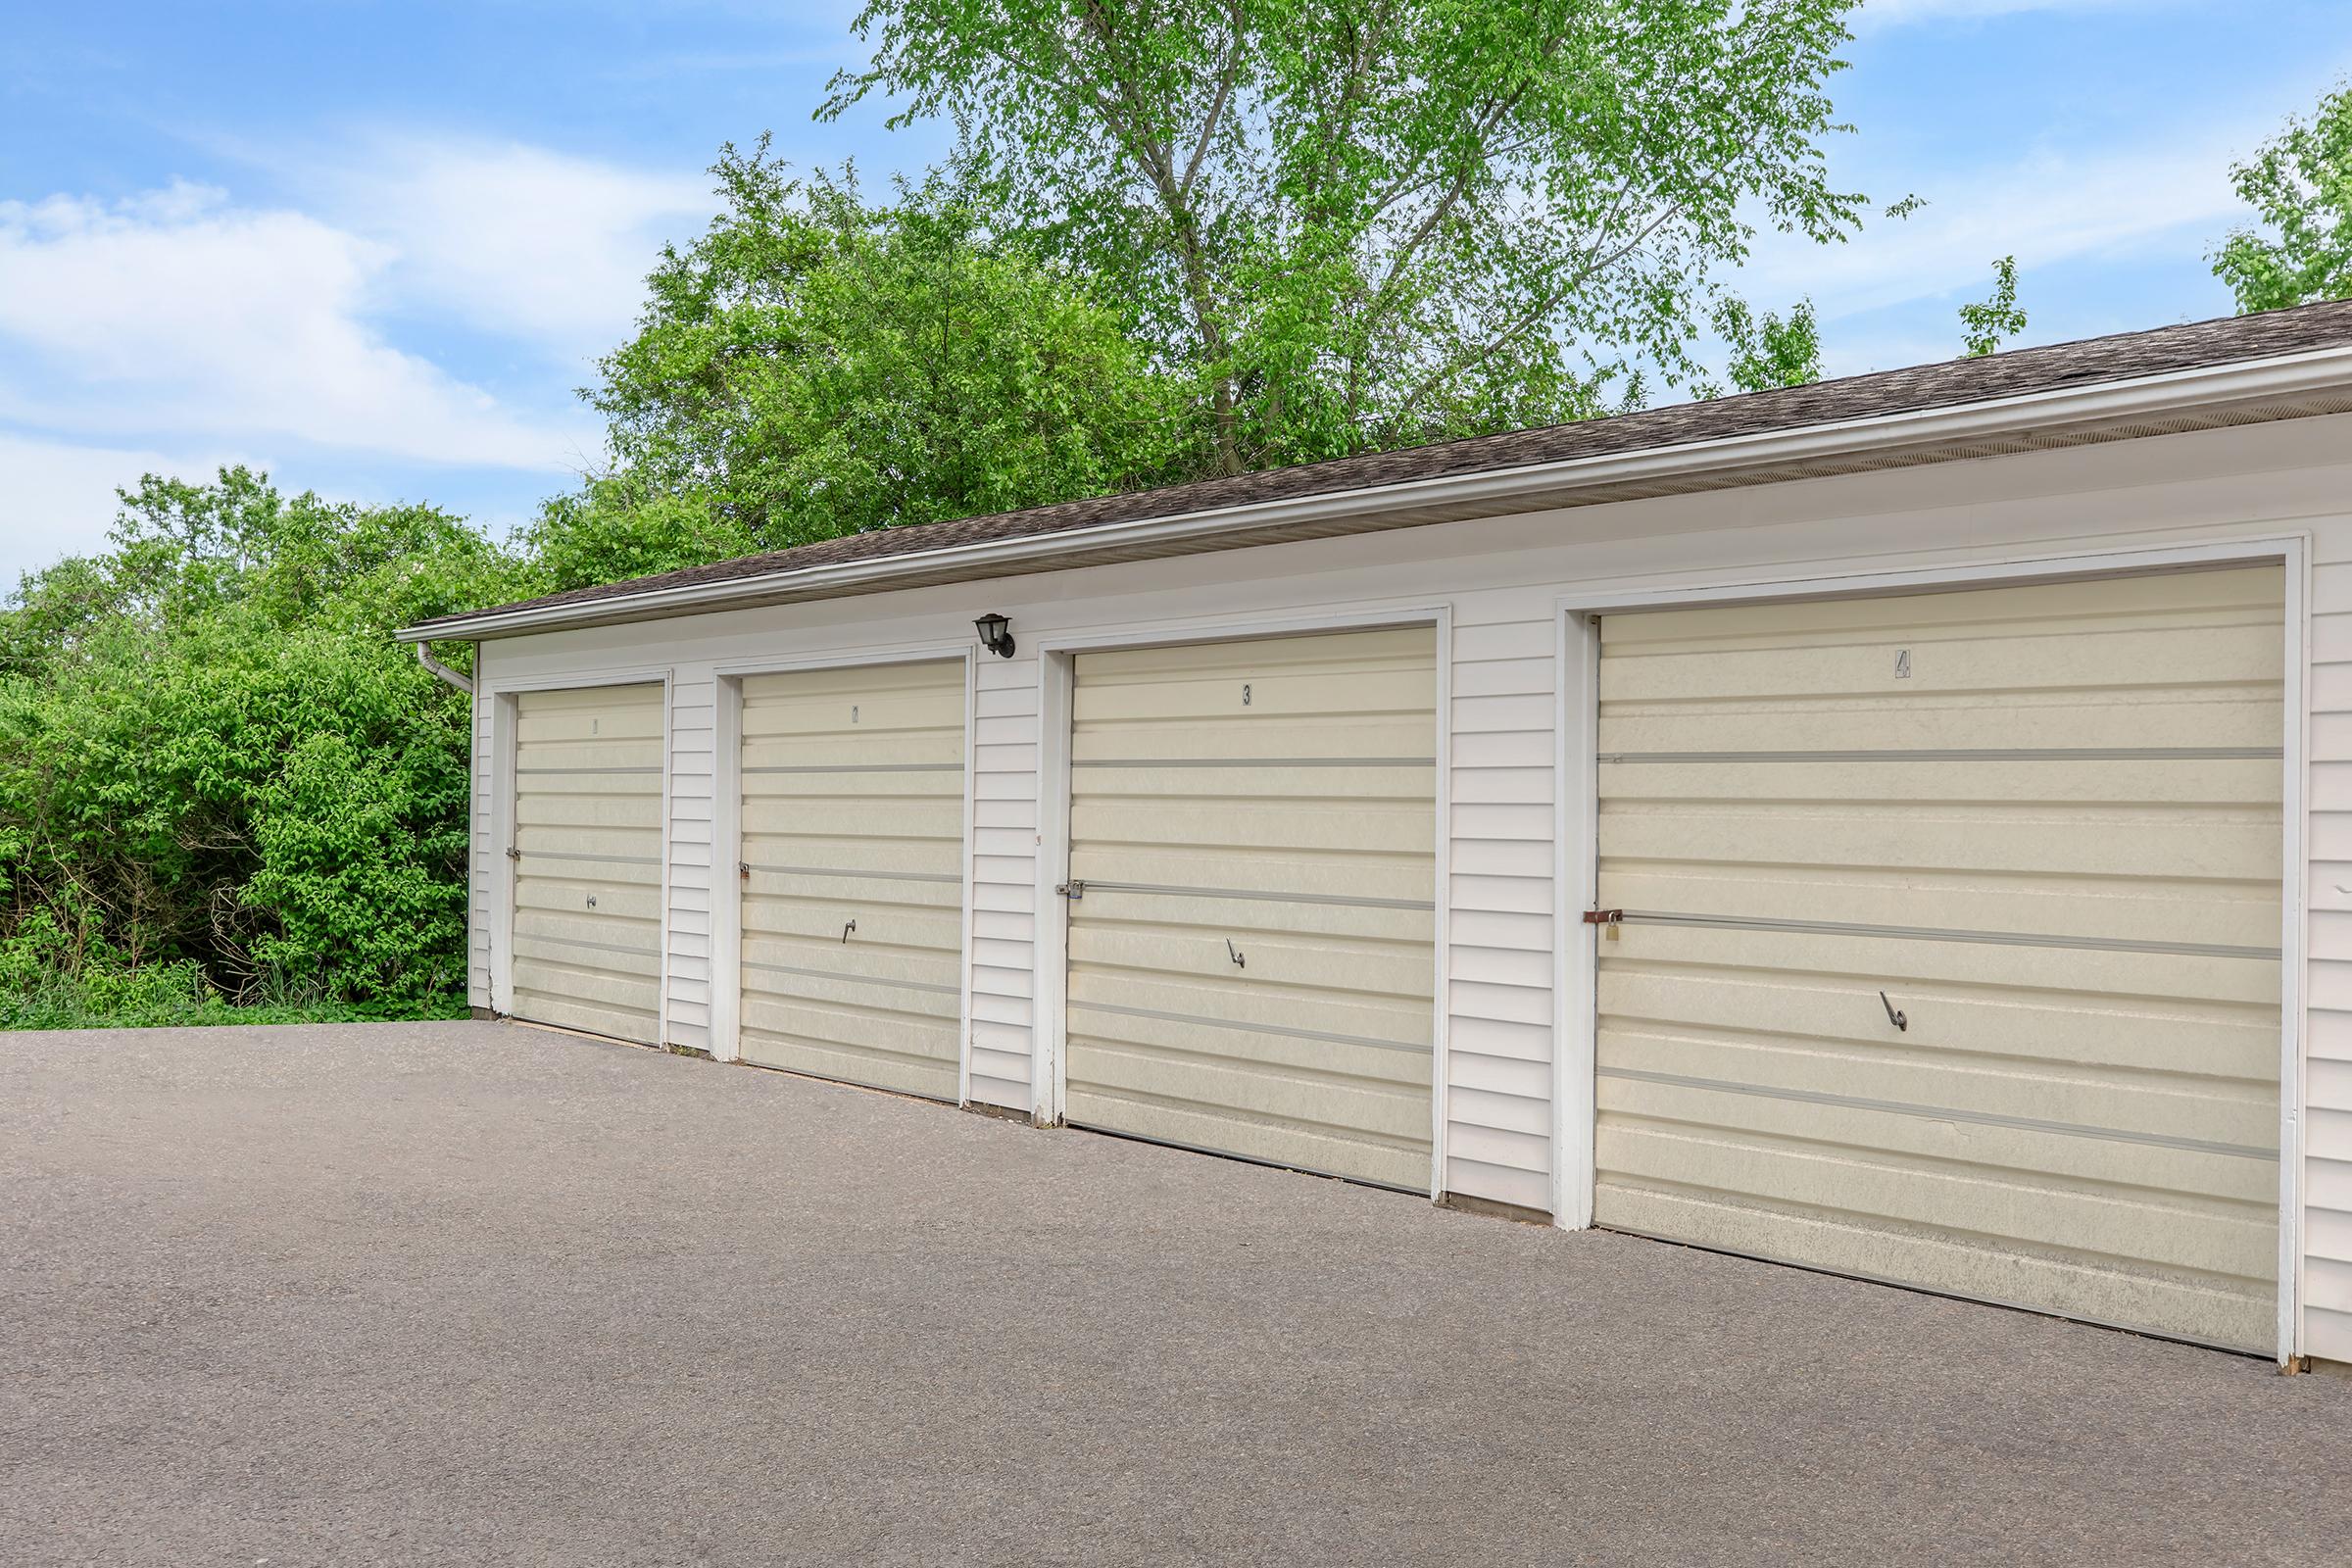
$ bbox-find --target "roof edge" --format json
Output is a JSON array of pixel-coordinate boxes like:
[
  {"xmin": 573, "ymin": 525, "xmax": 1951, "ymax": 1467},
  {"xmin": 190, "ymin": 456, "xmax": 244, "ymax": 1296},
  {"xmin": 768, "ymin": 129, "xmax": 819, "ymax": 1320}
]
[{"xmin": 402, "ymin": 339, "xmax": 2352, "ymax": 643}]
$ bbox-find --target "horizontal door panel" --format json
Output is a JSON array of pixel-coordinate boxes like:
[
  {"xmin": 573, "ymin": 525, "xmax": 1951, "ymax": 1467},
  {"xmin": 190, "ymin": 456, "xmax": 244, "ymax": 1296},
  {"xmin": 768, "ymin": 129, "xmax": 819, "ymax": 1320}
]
[
  {"xmin": 740, "ymin": 997, "xmax": 956, "ymax": 1057},
  {"xmin": 743, "ymin": 731, "xmax": 964, "ymax": 770},
  {"xmin": 1071, "ymin": 799, "xmax": 1437, "ymax": 858},
  {"xmin": 515, "ymin": 877, "xmax": 662, "ymax": 924},
  {"xmin": 1069, "ymin": 762, "xmax": 1436, "ymax": 803},
  {"xmin": 1069, "ymin": 925, "xmax": 1433, "ymax": 1004},
  {"xmin": 1074, "ymin": 718, "xmax": 1435, "ymax": 764},
  {"xmin": 1600, "ymin": 623, "xmax": 2280, "ymax": 704},
  {"xmin": 513, "ymin": 956, "xmax": 661, "ymax": 1011},
  {"xmin": 1600, "ymin": 757, "xmax": 2279, "ymax": 806},
  {"xmin": 740, "ymin": 831, "xmax": 962, "ymax": 879},
  {"xmin": 1065, "ymin": 847, "xmax": 1434, "ymax": 907},
  {"xmin": 1591, "ymin": 1182, "xmax": 2273, "ymax": 1351},
  {"xmin": 509, "ymin": 989, "xmax": 660, "ymax": 1046},
  {"xmin": 1597, "ymin": 966, "xmax": 2277, "ymax": 1081},
  {"xmin": 1602, "ymin": 922, "xmax": 2279, "ymax": 1006},
  {"xmin": 1067, "ymin": 967, "xmax": 1432, "ymax": 1052},
  {"xmin": 744, "ymin": 769, "xmax": 965, "ymax": 800},
  {"xmin": 742, "ymin": 927, "xmax": 959, "ymax": 985},
  {"xmin": 1596, "ymin": 861, "xmax": 2280, "ymax": 951},
  {"xmin": 738, "ymin": 1029, "xmax": 957, "ymax": 1101},
  {"xmin": 1069, "ymin": 888, "xmax": 1432, "ymax": 944},
  {"xmin": 1599, "ymin": 804, "xmax": 2278, "ymax": 883},
  {"xmin": 1598, "ymin": 694, "xmax": 2280, "ymax": 756},
  {"xmin": 1596, "ymin": 1071, "xmax": 2274, "ymax": 1205},
  {"xmin": 743, "ymin": 795, "xmax": 965, "ymax": 840},
  {"xmin": 1071, "ymin": 1039, "xmax": 1432, "ymax": 1143},
  {"xmin": 1596, "ymin": 1121, "xmax": 2273, "ymax": 1280},
  {"xmin": 1598, "ymin": 1022, "xmax": 2278, "ymax": 1156},
  {"xmin": 514, "ymin": 791, "xmax": 663, "ymax": 831},
  {"xmin": 1598, "ymin": 566, "xmax": 2283, "ymax": 650},
  {"xmin": 1069, "ymin": 1000, "xmax": 1431, "ymax": 1088}
]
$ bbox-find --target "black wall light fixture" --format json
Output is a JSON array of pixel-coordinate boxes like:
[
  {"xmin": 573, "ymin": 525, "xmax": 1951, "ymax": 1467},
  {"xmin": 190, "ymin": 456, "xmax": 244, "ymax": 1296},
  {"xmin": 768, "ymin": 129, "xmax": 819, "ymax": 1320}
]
[{"xmin": 974, "ymin": 612, "xmax": 1016, "ymax": 659}]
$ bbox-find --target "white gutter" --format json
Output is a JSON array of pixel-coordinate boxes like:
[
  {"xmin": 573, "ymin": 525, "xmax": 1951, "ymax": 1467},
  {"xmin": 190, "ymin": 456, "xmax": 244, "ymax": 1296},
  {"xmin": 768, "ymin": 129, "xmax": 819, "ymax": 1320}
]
[{"xmin": 398, "ymin": 342, "xmax": 2352, "ymax": 643}]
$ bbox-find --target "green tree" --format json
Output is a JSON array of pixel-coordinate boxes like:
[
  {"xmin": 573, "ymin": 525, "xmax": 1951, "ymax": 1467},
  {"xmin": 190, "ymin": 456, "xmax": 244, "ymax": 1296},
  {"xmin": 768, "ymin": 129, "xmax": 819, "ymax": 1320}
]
[
  {"xmin": 1959, "ymin": 256, "xmax": 2025, "ymax": 358},
  {"xmin": 2212, "ymin": 80, "xmax": 2352, "ymax": 313},
  {"xmin": 825, "ymin": 0, "xmax": 1870, "ymax": 474},
  {"xmin": 581, "ymin": 146, "xmax": 1191, "ymax": 561},
  {"xmin": 523, "ymin": 476, "xmax": 765, "ymax": 596},
  {"xmin": 1708, "ymin": 296, "xmax": 1824, "ymax": 395}
]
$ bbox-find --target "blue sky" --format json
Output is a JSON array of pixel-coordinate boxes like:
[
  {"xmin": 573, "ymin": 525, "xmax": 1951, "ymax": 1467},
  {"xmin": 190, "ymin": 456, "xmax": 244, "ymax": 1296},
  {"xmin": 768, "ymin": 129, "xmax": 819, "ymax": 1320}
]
[{"xmin": 3, "ymin": 0, "xmax": 2347, "ymax": 585}]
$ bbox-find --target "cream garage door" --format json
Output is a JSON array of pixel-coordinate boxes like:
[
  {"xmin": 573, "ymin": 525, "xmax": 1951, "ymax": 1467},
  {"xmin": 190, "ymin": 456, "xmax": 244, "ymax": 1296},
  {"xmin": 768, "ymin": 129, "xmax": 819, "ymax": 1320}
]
[
  {"xmin": 1593, "ymin": 565, "xmax": 2284, "ymax": 1351},
  {"xmin": 738, "ymin": 661, "xmax": 966, "ymax": 1100},
  {"xmin": 1064, "ymin": 626, "xmax": 1438, "ymax": 1190},
  {"xmin": 511, "ymin": 682, "xmax": 666, "ymax": 1045}
]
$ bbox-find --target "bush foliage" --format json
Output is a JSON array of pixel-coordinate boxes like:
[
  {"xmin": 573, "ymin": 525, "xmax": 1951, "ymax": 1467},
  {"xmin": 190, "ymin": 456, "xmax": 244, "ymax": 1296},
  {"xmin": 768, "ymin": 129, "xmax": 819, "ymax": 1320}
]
[{"xmin": 0, "ymin": 468, "xmax": 529, "ymax": 1021}]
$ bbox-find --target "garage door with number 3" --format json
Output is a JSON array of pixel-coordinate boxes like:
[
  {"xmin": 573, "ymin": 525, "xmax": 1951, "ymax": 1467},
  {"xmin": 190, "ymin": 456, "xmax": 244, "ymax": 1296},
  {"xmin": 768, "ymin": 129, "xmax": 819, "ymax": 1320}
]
[{"xmin": 1064, "ymin": 627, "xmax": 1439, "ymax": 1191}]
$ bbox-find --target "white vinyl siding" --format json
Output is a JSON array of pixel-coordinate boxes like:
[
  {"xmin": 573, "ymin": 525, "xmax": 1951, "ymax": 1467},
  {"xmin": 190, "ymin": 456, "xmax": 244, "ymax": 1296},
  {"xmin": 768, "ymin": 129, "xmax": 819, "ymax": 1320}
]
[
  {"xmin": 1446, "ymin": 595, "xmax": 1561, "ymax": 1211},
  {"xmin": 736, "ymin": 661, "xmax": 966, "ymax": 1100},
  {"xmin": 1592, "ymin": 566, "xmax": 2285, "ymax": 1351},
  {"xmin": 970, "ymin": 651, "xmax": 1042, "ymax": 1111},
  {"xmin": 509, "ymin": 683, "xmax": 666, "ymax": 1044},
  {"xmin": 1063, "ymin": 627, "xmax": 1439, "ymax": 1191},
  {"xmin": 2302, "ymin": 547, "xmax": 2352, "ymax": 1362},
  {"xmin": 666, "ymin": 674, "xmax": 716, "ymax": 1049},
  {"xmin": 467, "ymin": 678, "xmax": 492, "ymax": 1012}
]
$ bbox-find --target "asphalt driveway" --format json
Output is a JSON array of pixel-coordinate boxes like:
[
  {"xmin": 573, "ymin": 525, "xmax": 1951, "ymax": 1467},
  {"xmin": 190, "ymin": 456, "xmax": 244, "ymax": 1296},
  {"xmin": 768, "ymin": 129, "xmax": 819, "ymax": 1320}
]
[{"xmin": 5, "ymin": 1020, "xmax": 2348, "ymax": 1566}]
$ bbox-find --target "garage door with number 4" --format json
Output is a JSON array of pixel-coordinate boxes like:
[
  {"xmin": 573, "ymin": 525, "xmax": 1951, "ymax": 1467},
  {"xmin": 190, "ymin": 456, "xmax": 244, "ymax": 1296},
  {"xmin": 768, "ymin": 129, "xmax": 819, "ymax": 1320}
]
[{"xmin": 1593, "ymin": 566, "xmax": 2284, "ymax": 1351}]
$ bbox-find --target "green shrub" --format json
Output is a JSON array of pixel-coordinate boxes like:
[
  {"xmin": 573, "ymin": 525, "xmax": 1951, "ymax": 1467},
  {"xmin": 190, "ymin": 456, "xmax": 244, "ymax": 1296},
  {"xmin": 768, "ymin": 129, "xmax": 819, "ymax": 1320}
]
[{"xmin": 0, "ymin": 467, "xmax": 529, "ymax": 1027}]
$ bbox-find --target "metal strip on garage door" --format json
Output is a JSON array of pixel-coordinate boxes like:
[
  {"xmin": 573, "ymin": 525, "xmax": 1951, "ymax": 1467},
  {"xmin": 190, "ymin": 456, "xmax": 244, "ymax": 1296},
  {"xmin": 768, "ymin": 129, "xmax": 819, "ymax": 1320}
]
[
  {"xmin": 1064, "ymin": 626, "xmax": 1438, "ymax": 1191},
  {"xmin": 1592, "ymin": 565, "xmax": 2284, "ymax": 1350},
  {"xmin": 512, "ymin": 682, "xmax": 666, "ymax": 1045},
  {"xmin": 738, "ymin": 660, "xmax": 966, "ymax": 1100}
]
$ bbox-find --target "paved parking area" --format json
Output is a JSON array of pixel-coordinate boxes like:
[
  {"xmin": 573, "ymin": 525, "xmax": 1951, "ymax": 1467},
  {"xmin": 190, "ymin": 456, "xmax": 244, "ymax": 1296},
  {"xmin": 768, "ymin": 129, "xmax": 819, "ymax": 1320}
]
[{"xmin": 5, "ymin": 1020, "xmax": 2349, "ymax": 1565}]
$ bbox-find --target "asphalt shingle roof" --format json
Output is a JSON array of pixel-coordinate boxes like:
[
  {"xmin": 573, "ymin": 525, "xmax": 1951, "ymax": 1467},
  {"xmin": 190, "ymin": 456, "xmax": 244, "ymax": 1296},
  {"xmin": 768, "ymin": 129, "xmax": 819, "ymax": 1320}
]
[{"xmin": 411, "ymin": 298, "xmax": 2352, "ymax": 634}]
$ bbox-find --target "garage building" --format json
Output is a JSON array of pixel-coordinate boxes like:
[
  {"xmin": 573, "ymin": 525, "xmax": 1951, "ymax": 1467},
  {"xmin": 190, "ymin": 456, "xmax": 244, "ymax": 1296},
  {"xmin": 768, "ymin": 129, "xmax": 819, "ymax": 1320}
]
[{"xmin": 404, "ymin": 301, "xmax": 2352, "ymax": 1368}]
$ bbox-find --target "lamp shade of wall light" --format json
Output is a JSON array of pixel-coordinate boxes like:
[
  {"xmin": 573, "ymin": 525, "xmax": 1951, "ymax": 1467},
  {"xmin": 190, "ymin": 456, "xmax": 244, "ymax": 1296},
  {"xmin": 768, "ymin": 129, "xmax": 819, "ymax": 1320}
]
[{"xmin": 974, "ymin": 612, "xmax": 1016, "ymax": 659}]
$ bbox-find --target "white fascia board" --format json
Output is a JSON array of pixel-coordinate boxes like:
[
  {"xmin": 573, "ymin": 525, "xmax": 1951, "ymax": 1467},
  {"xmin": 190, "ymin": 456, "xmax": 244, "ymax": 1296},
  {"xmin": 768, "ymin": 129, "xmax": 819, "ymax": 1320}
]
[{"xmin": 398, "ymin": 343, "xmax": 2352, "ymax": 643}]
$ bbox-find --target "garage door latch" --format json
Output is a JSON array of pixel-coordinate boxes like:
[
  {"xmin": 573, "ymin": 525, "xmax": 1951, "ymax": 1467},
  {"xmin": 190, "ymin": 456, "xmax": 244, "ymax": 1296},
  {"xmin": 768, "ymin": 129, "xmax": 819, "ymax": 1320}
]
[
  {"xmin": 1583, "ymin": 907, "xmax": 1623, "ymax": 942},
  {"xmin": 1055, "ymin": 880, "xmax": 1086, "ymax": 902}
]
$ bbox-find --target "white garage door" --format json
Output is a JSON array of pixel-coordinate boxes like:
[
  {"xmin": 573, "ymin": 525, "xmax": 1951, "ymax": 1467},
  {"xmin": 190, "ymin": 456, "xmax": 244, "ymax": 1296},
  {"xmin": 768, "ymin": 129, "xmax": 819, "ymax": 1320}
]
[
  {"xmin": 738, "ymin": 660, "xmax": 966, "ymax": 1100},
  {"xmin": 1064, "ymin": 626, "xmax": 1438, "ymax": 1191},
  {"xmin": 1592, "ymin": 565, "xmax": 2284, "ymax": 1351},
  {"xmin": 511, "ymin": 683, "xmax": 666, "ymax": 1045}
]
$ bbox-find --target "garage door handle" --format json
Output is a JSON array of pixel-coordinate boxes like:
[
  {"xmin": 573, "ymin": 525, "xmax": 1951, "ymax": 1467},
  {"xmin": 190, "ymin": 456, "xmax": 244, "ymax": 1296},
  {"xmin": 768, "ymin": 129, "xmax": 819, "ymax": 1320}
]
[
  {"xmin": 842, "ymin": 919, "xmax": 857, "ymax": 944},
  {"xmin": 1879, "ymin": 991, "xmax": 1908, "ymax": 1032},
  {"xmin": 1226, "ymin": 938, "xmax": 1246, "ymax": 969}
]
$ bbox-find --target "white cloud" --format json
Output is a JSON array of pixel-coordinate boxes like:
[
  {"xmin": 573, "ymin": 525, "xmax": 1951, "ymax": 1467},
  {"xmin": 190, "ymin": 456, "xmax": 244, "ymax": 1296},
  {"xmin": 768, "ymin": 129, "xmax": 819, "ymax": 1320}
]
[
  {"xmin": 0, "ymin": 180, "xmax": 598, "ymax": 468},
  {"xmin": 338, "ymin": 139, "xmax": 710, "ymax": 365},
  {"xmin": 0, "ymin": 429, "xmax": 256, "ymax": 587},
  {"xmin": 1858, "ymin": 0, "xmax": 2182, "ymax": 25},
  {"xmin": 1730, "ymin": 132, "xmax": 2245, "ymax": 331}
]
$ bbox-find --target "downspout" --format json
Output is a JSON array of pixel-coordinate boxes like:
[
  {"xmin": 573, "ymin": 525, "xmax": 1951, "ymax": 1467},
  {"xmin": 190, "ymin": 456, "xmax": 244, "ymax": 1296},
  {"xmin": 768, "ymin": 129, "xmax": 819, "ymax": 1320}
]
[{"xmin": 416, "ymin": 640, "xmax": 475, "ymax": 694}]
